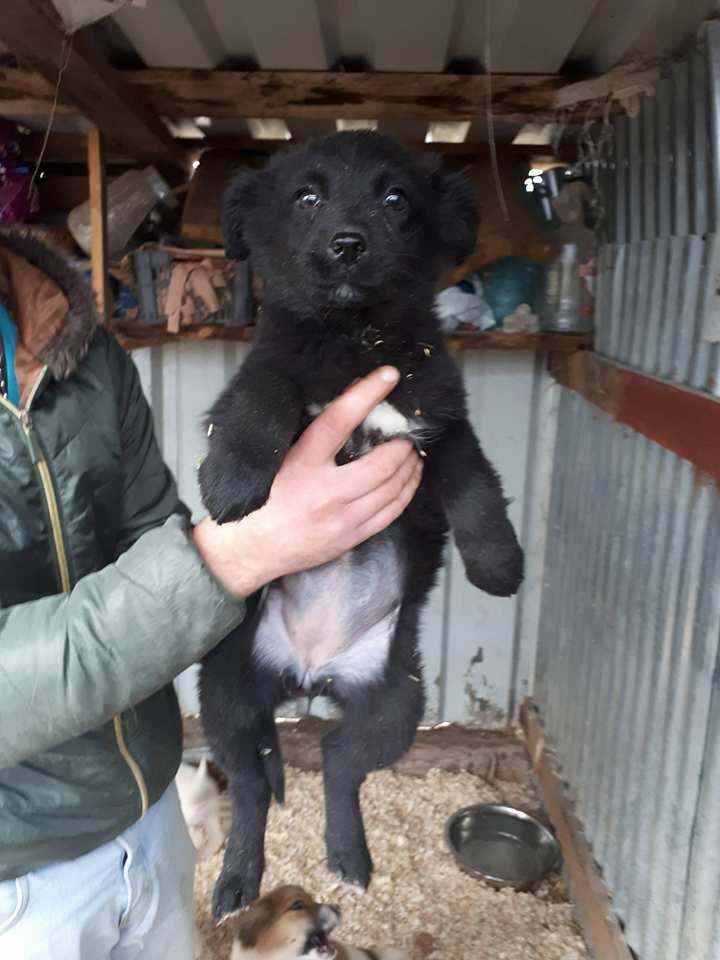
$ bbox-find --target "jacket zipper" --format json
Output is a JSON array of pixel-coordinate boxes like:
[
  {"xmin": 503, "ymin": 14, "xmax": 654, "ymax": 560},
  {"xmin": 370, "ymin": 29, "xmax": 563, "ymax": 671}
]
[{"xmin": 0, "ymin": 373, "xmax": 150, "ymax": 817}]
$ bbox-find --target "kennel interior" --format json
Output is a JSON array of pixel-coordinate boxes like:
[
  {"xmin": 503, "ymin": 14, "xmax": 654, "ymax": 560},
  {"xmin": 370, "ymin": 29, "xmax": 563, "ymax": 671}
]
[
  {"xmin": 4, "ymin": 1, "xmax": 720, "ymax": 958},
  {"xmin": 139, "ymin": 28, "xmax": 720, "ymax": 955}
]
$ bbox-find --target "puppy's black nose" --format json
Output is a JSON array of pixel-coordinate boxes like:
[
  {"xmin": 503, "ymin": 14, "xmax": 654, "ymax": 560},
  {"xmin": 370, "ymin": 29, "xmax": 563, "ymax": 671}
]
[{"xmin": 328, "ymin": 232, "xmax": 366, "ymax": 264}]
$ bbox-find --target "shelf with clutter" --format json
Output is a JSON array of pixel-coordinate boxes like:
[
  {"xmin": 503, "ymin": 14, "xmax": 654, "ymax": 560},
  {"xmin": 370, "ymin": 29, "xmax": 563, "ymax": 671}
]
[{"xmin": 1, "ymin": 120, "xmax": 597, "ymax": 357}]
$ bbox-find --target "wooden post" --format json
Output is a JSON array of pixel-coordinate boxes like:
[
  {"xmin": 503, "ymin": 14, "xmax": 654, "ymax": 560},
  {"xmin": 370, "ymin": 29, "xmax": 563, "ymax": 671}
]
[
  {"xmin": 87, "ymin": 126, "xmax": 109, "ymax": 323},
  {"xmin": 520, "ymin": 700, "xmax": 634, "ymax": 960}
]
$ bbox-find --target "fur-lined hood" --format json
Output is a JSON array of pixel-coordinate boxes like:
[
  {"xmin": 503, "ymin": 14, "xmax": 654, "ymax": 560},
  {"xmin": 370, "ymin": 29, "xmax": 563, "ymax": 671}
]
[{"xmin": 0, "ymin": 231, "xmax": 98, "ymax": 384}]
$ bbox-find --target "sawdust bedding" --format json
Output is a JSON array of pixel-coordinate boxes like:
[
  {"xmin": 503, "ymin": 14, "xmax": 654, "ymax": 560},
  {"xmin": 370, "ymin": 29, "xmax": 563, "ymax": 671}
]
[{"xmin": 194, "ymin": 766, "xmax": 588, "ymax": 960}]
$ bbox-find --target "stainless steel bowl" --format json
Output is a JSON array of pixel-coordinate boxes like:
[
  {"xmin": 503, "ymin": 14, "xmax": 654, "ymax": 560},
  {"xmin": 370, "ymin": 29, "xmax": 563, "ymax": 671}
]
[{"xmin": 445, "ymin": 804, "xmax": 561, "ymax": 890}]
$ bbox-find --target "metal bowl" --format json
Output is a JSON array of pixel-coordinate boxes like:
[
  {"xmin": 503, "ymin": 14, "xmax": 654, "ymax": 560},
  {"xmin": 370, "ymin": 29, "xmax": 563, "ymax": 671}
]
[{"xmin": 445, "ymin": 804, "xmax": 561, "ymax": 890}]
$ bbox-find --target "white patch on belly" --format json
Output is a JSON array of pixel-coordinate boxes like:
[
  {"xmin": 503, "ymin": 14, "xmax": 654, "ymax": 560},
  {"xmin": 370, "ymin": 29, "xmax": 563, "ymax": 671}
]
[{"xmin": 253, "ymin": 536, "xmax": 404, "ymax": 690}]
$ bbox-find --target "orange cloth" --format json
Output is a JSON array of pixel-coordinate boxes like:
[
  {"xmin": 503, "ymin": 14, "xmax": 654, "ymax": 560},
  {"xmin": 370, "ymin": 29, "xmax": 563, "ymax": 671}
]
[{"xmin": 0, "ymin": 248, "xmax": 69, "ymax": 403}]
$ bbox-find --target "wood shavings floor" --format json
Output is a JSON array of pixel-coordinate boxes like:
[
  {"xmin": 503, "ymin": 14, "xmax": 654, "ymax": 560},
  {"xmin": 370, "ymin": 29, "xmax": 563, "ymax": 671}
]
[{"xmin": 194, "ymin": 767, "xmax": 587, "ymax": 960}]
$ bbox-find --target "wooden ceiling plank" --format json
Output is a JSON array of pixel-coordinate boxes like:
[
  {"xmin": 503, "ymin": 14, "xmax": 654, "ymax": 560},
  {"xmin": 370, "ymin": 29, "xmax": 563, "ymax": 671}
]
[{"xmin": 122, "ymin": 69, "xmax": 563, "ymax": 122}]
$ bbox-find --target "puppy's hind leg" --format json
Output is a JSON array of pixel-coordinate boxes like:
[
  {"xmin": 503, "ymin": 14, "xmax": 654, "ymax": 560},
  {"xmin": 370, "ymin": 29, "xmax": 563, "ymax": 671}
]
[
  {"xmin": 200, "ymin": 624, "xmax": 286, "ymax": 917},
  {"xmin": 322, "ymin": 629, "xmax": 425, "ymax": 889}
]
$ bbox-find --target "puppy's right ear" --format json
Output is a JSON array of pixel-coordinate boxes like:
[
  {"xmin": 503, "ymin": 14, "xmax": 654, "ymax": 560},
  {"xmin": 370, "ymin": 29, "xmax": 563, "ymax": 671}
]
[
  {"xmin": 222, "ymin": 169, "xmax": 261, "ymax": 260},
  {"xmin": 233, "ymin": 897, "xmax": 273, "ymax": 948}
]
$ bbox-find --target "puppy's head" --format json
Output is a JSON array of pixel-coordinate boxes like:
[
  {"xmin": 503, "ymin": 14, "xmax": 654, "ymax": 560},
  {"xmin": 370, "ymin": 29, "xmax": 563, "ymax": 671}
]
[
  {"xmin": 230, "ymin": 885, "xmax": 340, "ymax": 959},
  {"xmin": 222, "ymin": 131, "xmax": 477, "ymax": 316}
]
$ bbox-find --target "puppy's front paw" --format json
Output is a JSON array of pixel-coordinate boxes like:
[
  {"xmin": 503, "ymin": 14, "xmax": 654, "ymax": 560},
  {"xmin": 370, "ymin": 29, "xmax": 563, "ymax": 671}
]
[
  {"xmin": 212, "ymin": 868, "xmax": 260, "ymax": 918},
  {"xmin": 326, "ymin": 834, "xmax": 373, "ymax": 889},
  {"xmin": 198, "ymin": 448, "xmax": 275, "ymax": 524},
  {"xmin": 462, "ymin": 525, "xmax": 524, "ymax": 597}
]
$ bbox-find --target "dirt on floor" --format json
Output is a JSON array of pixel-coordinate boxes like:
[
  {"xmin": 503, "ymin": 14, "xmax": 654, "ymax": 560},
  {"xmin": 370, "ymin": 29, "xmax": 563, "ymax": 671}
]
[{"xmin": 194, "ymin": 766, "xmax": 587, "ymax": 960}]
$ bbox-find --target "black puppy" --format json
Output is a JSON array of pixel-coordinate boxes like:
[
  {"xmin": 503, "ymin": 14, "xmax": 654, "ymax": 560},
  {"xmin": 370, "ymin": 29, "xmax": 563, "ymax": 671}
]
[{"xmin": 199, "ymin": 132, "xmax": 523, "ymax": 918}]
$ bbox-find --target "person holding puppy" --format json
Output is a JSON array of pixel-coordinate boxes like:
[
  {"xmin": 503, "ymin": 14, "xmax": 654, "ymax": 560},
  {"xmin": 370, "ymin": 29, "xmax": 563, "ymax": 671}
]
[{"xmin": 0, "ymin": 234, "xmax": 422, "ymax": 960}]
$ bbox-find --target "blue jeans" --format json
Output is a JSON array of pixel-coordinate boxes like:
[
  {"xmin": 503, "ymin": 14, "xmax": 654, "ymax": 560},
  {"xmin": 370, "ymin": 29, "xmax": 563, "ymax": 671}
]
[{"xmin": 0, "ymin": 784, "xmax": 199, "ymax": 959}]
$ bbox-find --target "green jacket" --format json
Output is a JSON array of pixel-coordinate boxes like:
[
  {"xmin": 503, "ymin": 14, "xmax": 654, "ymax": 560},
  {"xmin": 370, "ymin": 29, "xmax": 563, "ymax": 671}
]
[{"xmin": 0, "ymin": 233, "xmax": 245, "ymax": 881}]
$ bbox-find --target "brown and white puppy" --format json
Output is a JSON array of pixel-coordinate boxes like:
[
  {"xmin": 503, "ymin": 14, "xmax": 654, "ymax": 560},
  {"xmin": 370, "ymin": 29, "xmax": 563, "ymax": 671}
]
[{"xmin": 229, "ymin": 885, "xmax": 406, "ymax": 960}]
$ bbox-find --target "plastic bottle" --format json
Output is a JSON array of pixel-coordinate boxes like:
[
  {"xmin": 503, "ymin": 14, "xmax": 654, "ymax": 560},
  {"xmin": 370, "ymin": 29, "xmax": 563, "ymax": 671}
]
[{"xmin": 540, "ymin": 243, "xmax": 591, "ymax": 332}]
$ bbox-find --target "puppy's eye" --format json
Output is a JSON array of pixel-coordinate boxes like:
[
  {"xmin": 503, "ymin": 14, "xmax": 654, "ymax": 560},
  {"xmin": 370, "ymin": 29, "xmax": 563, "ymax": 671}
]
[
  {"xmin": 296, "ymin": 189, "xmax": 321, "ymax": 209},
  {"xmin": 383, "ymin": 190, "xmax": 407, "ymax": 211},
  {"xmin": 288, "ymin": 900, "xmax": 306, "ymax": 911}
]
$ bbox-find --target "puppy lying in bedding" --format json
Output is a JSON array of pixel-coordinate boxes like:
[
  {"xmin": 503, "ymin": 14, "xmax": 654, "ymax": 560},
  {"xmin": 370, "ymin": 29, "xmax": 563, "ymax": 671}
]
[
  {"xmin": 229, "ymin": 885, "xmax": 405, "ymax": 960},
  {"xmin": 199, "ymin": 132, "xmax": 524, "ymax": 917}
]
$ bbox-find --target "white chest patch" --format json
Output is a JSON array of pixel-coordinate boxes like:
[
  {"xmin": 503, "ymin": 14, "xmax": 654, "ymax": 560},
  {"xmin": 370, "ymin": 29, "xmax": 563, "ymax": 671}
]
[
  {"xmin": 362, "ymin": 401, "xmax": 410, "ymax": 436},
  {"xmin": 307, "ymin": 400, "xmax": 425, "ymax": 448}
]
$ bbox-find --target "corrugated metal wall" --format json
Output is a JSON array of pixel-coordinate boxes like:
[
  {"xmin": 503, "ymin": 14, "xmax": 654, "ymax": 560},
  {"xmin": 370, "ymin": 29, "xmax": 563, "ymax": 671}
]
[
  {"xmin": 594, "ymin": 23, "xmax": 720, "ymax": 393},
  {"xmin": 535, "ymin": 25, "xmax": 720, "ymax": 960},
  {"xmin": 134, "ymin": 342, "xmax": 553, "ymax": 727}
]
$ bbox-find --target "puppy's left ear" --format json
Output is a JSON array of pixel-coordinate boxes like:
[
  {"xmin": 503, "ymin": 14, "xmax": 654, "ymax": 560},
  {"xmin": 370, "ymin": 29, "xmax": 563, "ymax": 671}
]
[
  {"xmin": 430, "ymin": 167, "xmax": 479, "ymax": 266},
  {"xmin": 222, "ymin": 168, "xmax": 262, "ymax": 260},
  {"xmin": 234, "ymin": 898, "xmax": 273, "ymax": 948}
]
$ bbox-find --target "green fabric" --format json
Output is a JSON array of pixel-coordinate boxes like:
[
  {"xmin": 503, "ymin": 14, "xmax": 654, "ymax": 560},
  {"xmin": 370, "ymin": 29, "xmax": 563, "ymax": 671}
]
[{"xmin": 0, "ymin": 327, "xmax": 245, "ymax": 881}]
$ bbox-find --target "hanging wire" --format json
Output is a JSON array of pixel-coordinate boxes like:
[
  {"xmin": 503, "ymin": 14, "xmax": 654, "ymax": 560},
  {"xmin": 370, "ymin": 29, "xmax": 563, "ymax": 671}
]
[
  {"xmin": 28, "ymin": 31, "xmax": 74, "ymax": 199},
  {"xmin": 483, "ymin": 0, "xmax": 510, "ymax": 222},
  {"xmin": 575, "ymin": 95, "xmax": 614, "ymax": 234}
]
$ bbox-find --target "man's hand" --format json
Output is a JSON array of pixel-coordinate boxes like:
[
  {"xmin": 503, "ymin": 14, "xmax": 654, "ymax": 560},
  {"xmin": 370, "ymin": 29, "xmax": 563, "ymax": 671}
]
[{"xmin": 193, "ymin": 367, "xmax": 422, "ymax": 598}]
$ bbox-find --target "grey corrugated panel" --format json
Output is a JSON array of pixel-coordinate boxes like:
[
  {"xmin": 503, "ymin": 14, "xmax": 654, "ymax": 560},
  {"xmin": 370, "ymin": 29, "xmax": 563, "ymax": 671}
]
[
  {"xmin": 580, "ymin": 424, "xmax": 630, "ymax": 843},
  {"xmin": 645, "ymin": 237, "xmax": 670, "ymax": 375},
  {"xmin": 607, "ymin": 436, "xmax": 661, "ymax": 915},
  {"xmin": 656, "ymin": 76, "xmax": 673, "ymax": 239},
  {"xmin": 561, "ymin": 406, "xmax": 610, "ymax": 806},
  {"xmin": 674, "ymin": 235, "xmax": 704, "ymax": 384},
  {"xmin": 703, "ymin": 21, "xmax": 720, "ymax": 232},
  {"xmin": 628, "ymin": 456, "xmax": 692, "ymax": 954},
  {"xmin": 607, "ymin": 243, "xmax": 627, "ymax": 359},
  {"xmin": 593, "ymin": 433, "xmax": 647, "ymax": 868},
  {"xmin": 689, "ymin": 234, "xmax": 720, "ymax": 390},
  {"xmin": 536, "ymin": 390, "xmax": 720, "ymax": 960},
  {"xmin": 642, "ymin": 93, "xmax": 657, "ymax": 241},
  {"xmin": 657, "ymin": 236, "xmax": 685, "ymax": 379},
  {"xmin": 628, "ymin": 101, "xmax": 643, "ymax": 244},
  {"xmin": 641, "ymin": 480, "xmax": 717, "ymax": 960},
  {"xmin": 617, "ymin": 243, "xmax": 639, "ymax": 363},
  {"xmin": 614, "ymin": 115, "xmax": 629, "ymax": 245},
  {"xmin": 672, "ymin": 59, "xmax": 691, "ymax": 239},
  {"xmin": 662, "ymin": 488, "xmax": 720, "ymax": 958},
  {"xmin": 690, "ymin": 47, "xmax": 710, "ymax": 238},
  {"xmin": 593, "ymin": 244, "xmax": 611, "ymax": 354},
  {"xmin": 628, "ymin": 239, "xmax": 654, "ymax": 368},
  {"xmin": 679, "ymin": 597, "xmax": 720, "ymax": 958},
  {"xmin": 553, "ymin": 397, "xmax": 595, "ymax": 771},
  {"xmin": 620, "ymin": 447, "xmax": 687, "ymax": 947},
  {"xmin": 533, "ymin": 393, "xmax": 569, "ymax": 718}
]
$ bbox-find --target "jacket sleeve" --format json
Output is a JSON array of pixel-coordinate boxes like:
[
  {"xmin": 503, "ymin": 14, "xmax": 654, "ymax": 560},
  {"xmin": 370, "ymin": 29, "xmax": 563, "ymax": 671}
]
[
  {"xmin": 0, "ymin": 515, "xmax": 245, "ymax": 769},
  {"xmin": 107, "ymin": 331, "xmax": 191, "ymax": 555},
  {"xmin": 0, "ymin": 333, "xmax": 246, "ymax": 770}
]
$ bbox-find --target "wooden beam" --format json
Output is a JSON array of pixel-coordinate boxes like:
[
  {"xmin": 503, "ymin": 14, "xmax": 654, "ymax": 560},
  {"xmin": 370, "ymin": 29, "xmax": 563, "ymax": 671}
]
[
  {"xmin": 0, "ymin": 2, "xmax": 183, "ymax": 168},
  {"xmin": 554, "ymin": 62, "xmax": 661, "ymax": 112},
  {"xmin": 521, "ymin": 700, "xmax": 634, "ymax": 960},
  {"xmin": 1, "ymin": 65, "xmax": 562, "ymax": 124},
  {"xmin": 87, "ymin": 127, "xmax": 109, "ymax": 323},
  {"xmin": 550, "ymin": 351, "xmax": 720, "ymax": 484},
  {"xmin": 124, "ymin": 69, "xmax": 563, "ymax": 122}
]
